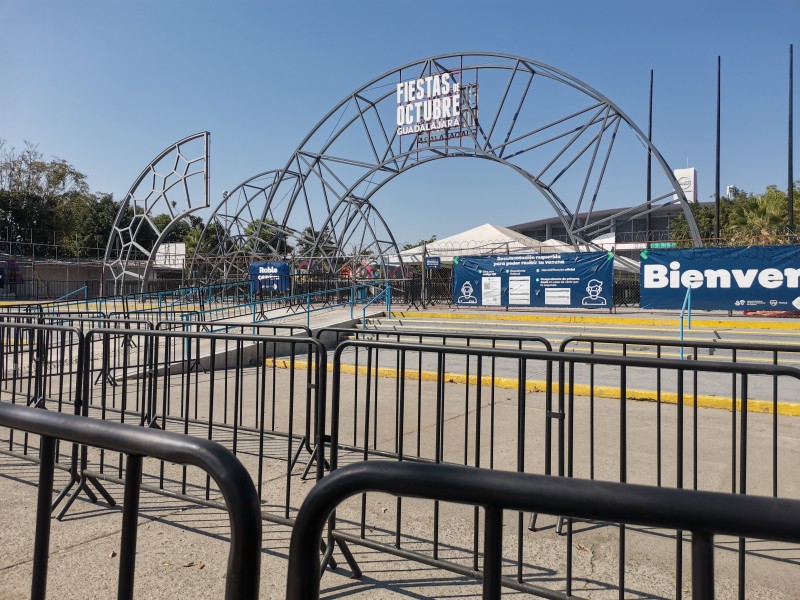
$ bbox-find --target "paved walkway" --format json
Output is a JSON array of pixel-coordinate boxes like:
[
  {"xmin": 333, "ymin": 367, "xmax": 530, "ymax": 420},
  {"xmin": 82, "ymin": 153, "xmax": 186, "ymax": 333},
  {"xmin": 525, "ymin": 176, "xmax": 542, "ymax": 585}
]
[{"xmin": 2, "ymin": 305, "xmax": 800, "ymax": 598}]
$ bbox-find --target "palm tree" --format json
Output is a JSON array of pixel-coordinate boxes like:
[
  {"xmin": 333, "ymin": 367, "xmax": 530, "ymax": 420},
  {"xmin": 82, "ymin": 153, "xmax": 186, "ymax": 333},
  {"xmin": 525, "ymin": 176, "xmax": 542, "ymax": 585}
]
[{"xmin": 725, "ymin": 189, "xmax": 787, "ymax": 245}]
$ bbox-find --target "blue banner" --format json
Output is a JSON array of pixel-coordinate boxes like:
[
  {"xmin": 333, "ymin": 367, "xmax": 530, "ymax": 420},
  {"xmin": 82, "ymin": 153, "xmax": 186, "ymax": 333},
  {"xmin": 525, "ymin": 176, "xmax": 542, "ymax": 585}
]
[
  {"xmin": 640, "ymin": 245, "xmax": 800, "ymax": 310},
  {"xmin": 452, "ymin": 252, "xmax": 614, "ymax": 308},
  {"xmin": 249, "ymin": 262, "xmax": 290, "ymax": 293}
]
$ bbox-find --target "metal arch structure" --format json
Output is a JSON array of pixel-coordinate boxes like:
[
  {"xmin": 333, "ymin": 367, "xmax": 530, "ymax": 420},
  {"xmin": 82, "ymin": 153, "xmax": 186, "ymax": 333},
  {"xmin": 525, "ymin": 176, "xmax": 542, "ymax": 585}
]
[
  {"xmin": 187, "ymin": 169, "xmax": 301, "ymax": 283},
  {"xmin": 104, "ymin": 132, "xmax": 210, "ymax": 293},
  {"xmin": 196, "ymin": 53, "xmax": 700, "ymax": 280}
]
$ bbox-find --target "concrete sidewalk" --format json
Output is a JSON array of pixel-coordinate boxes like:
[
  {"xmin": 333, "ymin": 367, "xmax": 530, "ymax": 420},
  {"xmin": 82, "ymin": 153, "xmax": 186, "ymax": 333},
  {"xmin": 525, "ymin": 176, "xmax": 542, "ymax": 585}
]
[
  {"xmin": 3, "ymin": 367, "xmax": 800, "ymax": 598},
  {"xmin": 2, "ymin": 306, "xmax": 800, "ymax": 599}
]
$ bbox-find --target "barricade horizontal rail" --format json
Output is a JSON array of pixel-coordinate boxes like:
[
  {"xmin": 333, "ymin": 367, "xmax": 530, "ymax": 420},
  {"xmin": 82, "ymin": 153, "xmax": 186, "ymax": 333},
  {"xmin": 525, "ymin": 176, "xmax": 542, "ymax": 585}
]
[
  {"xmin": 316, "ymin": 325, "xmax": 553, "ymax": 351},
  {"xmin": 329, "ymin": 339, "xmax": 800, "ymax": 598},
  {"xmin": 287, "ymin": 461, "xmax": 800, "ymax": 600},
  {"xmin": 156, "ymin": 319, "xmax": 311, "ymax": 338},
  {"xmin": 0, "ymin": 401, "xmax": 261, "ymax": 600}
]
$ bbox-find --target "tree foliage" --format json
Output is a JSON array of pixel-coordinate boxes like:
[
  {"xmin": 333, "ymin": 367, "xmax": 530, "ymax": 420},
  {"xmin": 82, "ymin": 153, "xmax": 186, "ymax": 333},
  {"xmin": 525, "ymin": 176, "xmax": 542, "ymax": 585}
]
[
  {"xmin": 669, "ymin": 183, "xmax": 799, "ymax": 247},
  {"xmin": 0, "ymin": 139, "xmax": 211, "ymax": 259}
]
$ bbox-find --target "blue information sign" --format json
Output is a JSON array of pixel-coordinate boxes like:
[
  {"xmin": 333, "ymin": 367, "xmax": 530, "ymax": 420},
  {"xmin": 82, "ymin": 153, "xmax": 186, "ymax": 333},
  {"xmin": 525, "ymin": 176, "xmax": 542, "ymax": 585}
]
[
  {"xmin": 640, "ymin": 245, "xmax": 800, "ymax": 310},
  {"xmin": 249, "ymin": 262, "xmax": 290, "ymax": 293},
  {"xmin": 452, "ymin": 252, "xmax": 614, "ymax": 309},
  {"xmin": 425, "ymin": 256, "xmax": 441, "ymax": 269}
]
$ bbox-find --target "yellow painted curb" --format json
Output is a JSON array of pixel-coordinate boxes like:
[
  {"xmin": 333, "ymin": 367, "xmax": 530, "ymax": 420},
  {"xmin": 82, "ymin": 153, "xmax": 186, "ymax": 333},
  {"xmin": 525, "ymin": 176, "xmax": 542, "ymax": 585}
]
[
  {"xmin": 390, "ymin": 311, "xmax": 800, "ymax": 330},
  {"xmin": 266, "ymin": 358, "xmax": 800, "ymax": 417}
]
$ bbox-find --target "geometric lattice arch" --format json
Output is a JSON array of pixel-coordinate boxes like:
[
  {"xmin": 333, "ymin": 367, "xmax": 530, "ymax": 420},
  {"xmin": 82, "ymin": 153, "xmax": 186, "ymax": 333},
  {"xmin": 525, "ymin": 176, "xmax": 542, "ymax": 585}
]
[
  {"xmin": 104, "ymin": 132, "xmax": 210, "ymax": 293},
  {"xmin": 198, "ymin": 53, "xmax": 699, "ymax": 280},
  {"xmin": 188, "ymin": 169, "xmax": 300, "ymax": 283}
]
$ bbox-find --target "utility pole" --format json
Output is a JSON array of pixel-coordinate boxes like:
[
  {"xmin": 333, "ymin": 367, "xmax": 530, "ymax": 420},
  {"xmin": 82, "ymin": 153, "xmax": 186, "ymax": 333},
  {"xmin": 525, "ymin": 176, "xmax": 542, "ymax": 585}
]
[{"xmin": 715, "ymin": 56, "xmax": 721, "ymax": 241}]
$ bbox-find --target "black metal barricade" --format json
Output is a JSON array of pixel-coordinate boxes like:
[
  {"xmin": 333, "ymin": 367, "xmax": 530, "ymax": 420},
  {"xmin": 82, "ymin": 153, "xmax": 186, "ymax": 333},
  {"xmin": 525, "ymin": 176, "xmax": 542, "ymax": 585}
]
[
  {"xmin": 559, "ymin": 335, "xmax": 800, "ymax": 497},
  {"xmin": 327, "ymin": 339, "xmax": 800, "ymax": 598},
  {"xmin": 287, "ymin": 461, "xmax": 800, "ymax": 600},
  {"xmin": 0, "ymin": 401, "xmax": 261, "ymax": 600},
  {"xmin": 75, "ymin": 328, "xmax": 327, "ymax": 526},
  {"xmin": 0, "ymin": 321, "xmax": 85, "ymax": 414}
]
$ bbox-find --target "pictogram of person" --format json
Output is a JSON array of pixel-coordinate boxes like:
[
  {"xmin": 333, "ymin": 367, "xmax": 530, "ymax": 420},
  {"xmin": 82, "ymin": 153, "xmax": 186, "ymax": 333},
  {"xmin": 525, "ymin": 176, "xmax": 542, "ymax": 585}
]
[
  {"xmin": 458, "ymin": 281, "xmax": 478, "ymax": 304},
  {"xmin": 582, "ymin": 278, "xmax": 607, "ymax": 306}
]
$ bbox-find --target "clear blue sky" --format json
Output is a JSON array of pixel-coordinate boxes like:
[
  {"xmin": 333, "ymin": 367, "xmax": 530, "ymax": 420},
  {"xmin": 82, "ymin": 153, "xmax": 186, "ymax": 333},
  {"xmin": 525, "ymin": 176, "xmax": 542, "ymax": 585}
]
[{"xmin": 1, "ymin": 0, "xmax": 798, "ymax": 246}]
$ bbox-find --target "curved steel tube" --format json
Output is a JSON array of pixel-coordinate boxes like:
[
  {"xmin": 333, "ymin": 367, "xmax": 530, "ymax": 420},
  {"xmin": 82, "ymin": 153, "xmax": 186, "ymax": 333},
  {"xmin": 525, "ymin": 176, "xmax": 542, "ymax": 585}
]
[{"xmin": 0, "ymin": 402, "xmax": 262, "ymax": 600}]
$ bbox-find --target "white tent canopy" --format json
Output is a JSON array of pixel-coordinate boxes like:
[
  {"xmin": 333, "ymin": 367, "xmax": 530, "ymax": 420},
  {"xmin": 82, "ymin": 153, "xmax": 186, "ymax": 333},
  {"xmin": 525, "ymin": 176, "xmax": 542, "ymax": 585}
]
[
  {"xmin": 389, "ymin": 223, "xmax": 639, "ymax": 273},
  {"xmin": 395, "ymin": 223, "xmax": 545, "ymax": 264}
]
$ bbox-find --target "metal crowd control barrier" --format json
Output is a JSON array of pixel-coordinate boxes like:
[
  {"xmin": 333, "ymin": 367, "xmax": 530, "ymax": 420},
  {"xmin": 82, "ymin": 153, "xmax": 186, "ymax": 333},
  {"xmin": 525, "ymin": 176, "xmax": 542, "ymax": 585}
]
[
  {"xmin": 287, "ymin": 461, "xmax": 800, "ymax": 600},
  {"xmin": 0, "ymin": 322, "xmax": 85, "ymax": 413},
  {"xmin": 327, "ymin": 339, "xmax": 800, "ymax": 598},
  {"xmin": 0, "ymin": 320, "xmax": 331, "ymax": 524},
  {"xmin": 559, "ymin": 335, "xmax": 800, "ymax": 496},
  {"xmin": 0, "ymin": 401, "xmax": 261, "ymax": 600},
  {"xmin": 72, "ymin": 328, "xmax": 328, "ymax": 526}
]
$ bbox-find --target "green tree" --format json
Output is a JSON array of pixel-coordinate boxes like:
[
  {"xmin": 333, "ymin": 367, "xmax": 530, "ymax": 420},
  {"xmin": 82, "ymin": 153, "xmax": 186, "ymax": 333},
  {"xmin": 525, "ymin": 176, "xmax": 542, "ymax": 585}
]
[
  {"xmin": 245, "ymin": 219, "xmax": 293, "ymax": 255},
  {"xmin": 296, "ymin": 226, "xmax": 336, "ymax": 257},
  {"xmin": 0, "ymin": 140, "xmax": 94, "ymax": 256},
  {"xmin": 724, "ymin": 185, "xmax": 788, "ymax": 245},
  {"xmin": 152, "ymin": 213, "xmax": 191, "ymax": 243},
  {"xmin": 73, "ymin": 194, "xmax": 119, "ymax": 257}
]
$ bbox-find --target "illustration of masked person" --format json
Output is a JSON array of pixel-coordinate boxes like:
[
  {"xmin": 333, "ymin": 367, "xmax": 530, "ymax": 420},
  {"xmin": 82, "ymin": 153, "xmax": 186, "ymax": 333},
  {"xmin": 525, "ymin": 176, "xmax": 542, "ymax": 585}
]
[
  {"xmin": 582, "ymin": 278, "xmax": 607, "ymax": 306},
  {"xmin": 458, "ymin": 280, "xmax": 478, "ymax": 304}
]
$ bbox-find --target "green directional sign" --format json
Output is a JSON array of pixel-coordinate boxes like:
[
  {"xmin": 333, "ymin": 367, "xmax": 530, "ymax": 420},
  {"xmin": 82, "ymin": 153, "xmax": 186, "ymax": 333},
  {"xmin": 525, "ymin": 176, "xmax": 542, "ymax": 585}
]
[{"xmin": 650, "ymin": 242, "xmax": 677, "ymax": 249}]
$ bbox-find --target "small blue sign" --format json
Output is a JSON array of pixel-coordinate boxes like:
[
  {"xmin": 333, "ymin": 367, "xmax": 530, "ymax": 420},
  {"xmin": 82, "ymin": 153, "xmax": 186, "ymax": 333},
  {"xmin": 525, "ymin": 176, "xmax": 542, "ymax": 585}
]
[
  {"xmin": 249, "ymin": 262, "xmax": 290, "ymax": 293},
  {"xmin": 425, "ymin": 256, "xmax": 441, "ymax": 269}
]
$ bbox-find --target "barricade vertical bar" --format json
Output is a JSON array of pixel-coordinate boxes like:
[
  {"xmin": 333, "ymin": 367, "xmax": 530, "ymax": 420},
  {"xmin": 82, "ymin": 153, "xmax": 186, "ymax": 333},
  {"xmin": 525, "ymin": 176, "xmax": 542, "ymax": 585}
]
[
  {"xmin": 433, "ymin": 351, "xmax": 444, "ymax": 560},
  {"xmin": 731, "ymin": 349, "xmax": 738, "ymax": 494},
  {"xmin": 473, "ymin": 356, "xmax": 483, "ymax": 570},
  {"xmin": 516, "ymin": 358, "xmax": 526, "ymax": 583},
  {"xmin": 482, "ymin": 507, "xmax": 503, "ymax": 600},
  {"xmin": 772, "ymin": 350, "xmax": 779, "ymax": 498},
  {"xmin": 360, "ymin": 347, "xmax": 373, "ymax": 539},
  {"xmin": 691, "ymin": 530, "xmax": 714, "ymax": 600},
  {"xmin": 373, "ymin": 342, "xmax": 381, "ymax": 451},
  {"xmin": 490, "ymin": 341, "xmax": 496, "ymax": 471},
  {"xmin": 657, "ymin": 345, "xmax": 663, "ymax": 487},
  {"xmin": 557, "ymin": 356, "xmax": 566, "ymax": 477},
  {"xmin": 693, "ymin": 347, "xmax": 699, "ymax": 490},
  {"xmin": 589, "ymin": 343, "xmax": 595, "ymax": 480},
  {"xmin": 676, "ymin": 368, "xmax": 685, "ymax": 596},
  {"xmin": 396, "ymin": 350, "xmax": 406, "ymax": 550},
  {"xmin": 285, "ymin": 352, "xmax": 296, "ymax": 520},
  {"xmin": 31, "ymin": 435, "xmax": 56, "ymax": 600},
  {"xmin": 619, "ymin": 346, "xmax": 627, "ymax": 600},
  {"xmin": 739, "ymin": 373, "xmax": 749, "ymax": 600},
  {"xmin": 207, "ymin": 341, "xmax": 217, "ymax": 500},
  {"xmin": 464, "ymin": 341, "xmax": 471, "ymax": 468},
  {"xmin": 118, "ymin": 454, "xmax": 143, "ymax": 600}
]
